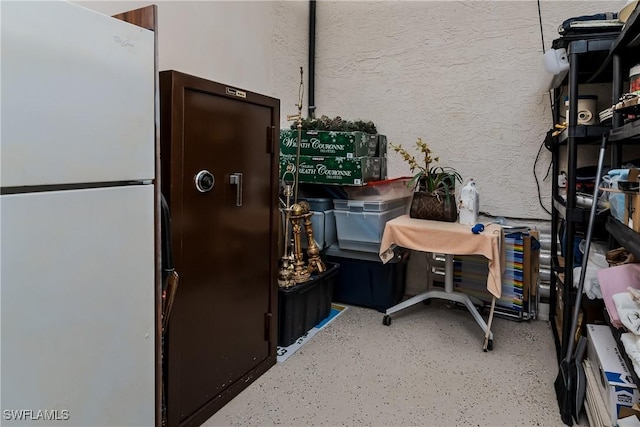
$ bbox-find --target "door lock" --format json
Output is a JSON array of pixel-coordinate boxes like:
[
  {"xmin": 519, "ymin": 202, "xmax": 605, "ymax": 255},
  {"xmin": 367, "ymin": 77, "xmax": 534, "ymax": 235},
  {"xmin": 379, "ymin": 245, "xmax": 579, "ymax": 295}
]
[{"xmin": 194, "ymin": 170, "xmax": 215, "ymax": 193}]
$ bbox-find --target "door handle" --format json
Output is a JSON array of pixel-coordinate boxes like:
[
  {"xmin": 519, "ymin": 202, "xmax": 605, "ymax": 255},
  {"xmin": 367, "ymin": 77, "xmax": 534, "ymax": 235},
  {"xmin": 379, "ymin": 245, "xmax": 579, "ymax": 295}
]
[{"xmin": 230, "ymin": 173, "xmax": 243, "ymax": 207}]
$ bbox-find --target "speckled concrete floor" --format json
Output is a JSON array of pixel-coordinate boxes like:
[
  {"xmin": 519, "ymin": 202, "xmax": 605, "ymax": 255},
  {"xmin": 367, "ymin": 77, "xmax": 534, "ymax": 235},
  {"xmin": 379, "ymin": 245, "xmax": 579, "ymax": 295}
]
[{"xmin": 203, "ymin": 301, "xmax": 571, "ymax": 427}]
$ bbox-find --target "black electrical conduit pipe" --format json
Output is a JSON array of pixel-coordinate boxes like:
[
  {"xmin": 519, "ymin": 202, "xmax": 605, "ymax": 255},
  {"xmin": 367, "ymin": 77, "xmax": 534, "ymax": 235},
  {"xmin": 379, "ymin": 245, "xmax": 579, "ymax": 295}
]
[{"xmin": 308, "ymin": 0, "xmax": 316, "ymax": 119}]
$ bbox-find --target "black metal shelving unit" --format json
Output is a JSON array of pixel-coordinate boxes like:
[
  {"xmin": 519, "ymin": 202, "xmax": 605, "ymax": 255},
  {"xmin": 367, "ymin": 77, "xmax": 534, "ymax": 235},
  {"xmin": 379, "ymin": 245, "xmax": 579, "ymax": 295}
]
[
  {"xmin": 550, "ymin": 32, "xmax": 617, "ymax": 362},
  {"xmin": 550, "ymin": 4, "xmax": 640, "ymax": 370},
  {"xmin": 556, "ymin": 125, "xmax": 613, "ymax": 144},
  {"xmin": 609, "ymin": 119, "xmax": 640, "ymax": 142}
]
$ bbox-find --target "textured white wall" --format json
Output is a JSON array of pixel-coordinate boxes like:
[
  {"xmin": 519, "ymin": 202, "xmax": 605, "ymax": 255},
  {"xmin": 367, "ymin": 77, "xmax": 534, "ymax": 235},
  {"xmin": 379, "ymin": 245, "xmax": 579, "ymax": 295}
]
[
  {"xmin": 77, "ymin": 0, "xmax": 627, "ymax": 220},
  {"xmin": 314, "ymin": 0, "xmax": 626, "ymax": 220},
  {"xmin": 75, "ymin": 0, "xmax": 309, "ymax": 117},
  {"xmin": 76, "ymin": 1, "xmax": 630, "ymax": 298}
]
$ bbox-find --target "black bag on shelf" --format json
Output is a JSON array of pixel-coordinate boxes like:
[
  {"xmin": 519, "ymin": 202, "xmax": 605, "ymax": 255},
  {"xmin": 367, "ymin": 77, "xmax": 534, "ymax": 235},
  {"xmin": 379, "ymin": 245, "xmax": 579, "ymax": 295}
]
[{"xmin": 558, "ymin": 12, "xmax": 622, "ymax": 35}]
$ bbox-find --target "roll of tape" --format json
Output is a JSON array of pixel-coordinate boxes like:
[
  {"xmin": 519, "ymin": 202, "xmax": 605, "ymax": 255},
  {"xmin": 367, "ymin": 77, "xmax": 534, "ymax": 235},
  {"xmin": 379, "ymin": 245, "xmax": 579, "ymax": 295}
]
[{"xmin": 577, "ymin": 110, "xmax": 594, "ymax": 125}]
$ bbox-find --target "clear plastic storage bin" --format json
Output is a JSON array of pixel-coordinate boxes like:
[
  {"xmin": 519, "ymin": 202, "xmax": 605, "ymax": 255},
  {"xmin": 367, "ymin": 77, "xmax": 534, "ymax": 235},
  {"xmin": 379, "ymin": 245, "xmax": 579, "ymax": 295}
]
[
  {"xmin": 342, "ymin": 177, "xmax": 413, "ymax": 201},
  {"xmin": 333, "ymin": 205, "xmax": 407, "ymax": 252},
  {"xmin": 333, "ymin": 196, "xmax": 410, "ymax": 213}
]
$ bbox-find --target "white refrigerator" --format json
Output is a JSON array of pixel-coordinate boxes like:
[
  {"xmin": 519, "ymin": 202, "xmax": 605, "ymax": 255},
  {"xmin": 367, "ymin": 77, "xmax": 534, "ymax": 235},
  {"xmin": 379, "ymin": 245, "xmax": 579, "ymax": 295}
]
[{"xmin": 1, "ymin": 1, "xmax": 156, "ymax": 426}]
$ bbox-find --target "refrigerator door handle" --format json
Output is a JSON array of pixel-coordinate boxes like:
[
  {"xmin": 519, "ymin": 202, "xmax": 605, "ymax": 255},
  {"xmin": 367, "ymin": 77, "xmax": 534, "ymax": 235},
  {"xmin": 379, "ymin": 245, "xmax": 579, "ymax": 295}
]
[{"xmin": 230, "ymin": 173, "xmax": 243, "ymax": 207}]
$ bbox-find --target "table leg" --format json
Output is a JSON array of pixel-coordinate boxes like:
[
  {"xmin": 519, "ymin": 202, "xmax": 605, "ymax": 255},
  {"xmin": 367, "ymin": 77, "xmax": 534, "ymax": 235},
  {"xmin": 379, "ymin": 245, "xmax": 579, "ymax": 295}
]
[
  {"xmin": 483, "ymin": 297, "xmax": 497, "ymax": 352},
  {"xmin": 444, "ymin": 253, "xmax": 454, "ymax": 293},
  {"xmin": 383, "ymin": 253, "xmax": 495, "ymax": 349}
]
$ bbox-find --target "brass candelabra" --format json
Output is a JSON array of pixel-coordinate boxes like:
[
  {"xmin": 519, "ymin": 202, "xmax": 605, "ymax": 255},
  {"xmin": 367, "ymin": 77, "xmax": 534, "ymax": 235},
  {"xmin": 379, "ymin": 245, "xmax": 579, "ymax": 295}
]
[
  {"xmin": 277, "ymin": 180, "xmax": 296, "ymax": 288},
  {"xmin": 278, "ymin": 67, "xmax": 325, "ymax": 288}
]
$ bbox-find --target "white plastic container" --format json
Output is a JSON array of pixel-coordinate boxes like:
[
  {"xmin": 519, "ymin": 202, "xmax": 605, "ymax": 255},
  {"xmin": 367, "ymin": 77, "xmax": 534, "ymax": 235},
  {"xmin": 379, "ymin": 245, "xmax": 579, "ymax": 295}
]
[
  {"xmin": 564, "ymin": 95, "xmax": 598, "ymax": 125},
  {"xmin": 458, "ymin": 179, "xmax": 479, "ymax": 226}
]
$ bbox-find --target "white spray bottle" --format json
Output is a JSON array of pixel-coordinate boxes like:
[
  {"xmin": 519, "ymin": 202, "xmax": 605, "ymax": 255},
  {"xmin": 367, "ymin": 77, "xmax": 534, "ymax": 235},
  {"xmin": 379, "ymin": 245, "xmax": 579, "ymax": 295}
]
[{"xmin": 459, "ymin": 179, "xmax": 479, "ymax": 226}]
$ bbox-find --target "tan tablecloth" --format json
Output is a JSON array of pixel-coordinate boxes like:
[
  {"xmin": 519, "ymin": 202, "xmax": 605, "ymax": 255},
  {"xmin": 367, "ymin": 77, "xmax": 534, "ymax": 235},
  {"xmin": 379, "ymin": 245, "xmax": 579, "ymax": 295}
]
[{"xmin": 379, "ymin": 215, "xmax": 504, "ymax": 298}]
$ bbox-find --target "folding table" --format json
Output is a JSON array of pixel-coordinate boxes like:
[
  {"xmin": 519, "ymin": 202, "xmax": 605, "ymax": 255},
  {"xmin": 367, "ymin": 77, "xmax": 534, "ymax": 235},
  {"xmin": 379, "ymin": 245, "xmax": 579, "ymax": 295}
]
[{"xmin": 379, "ymin": 215, "xmax": 504, "ymax": 351}]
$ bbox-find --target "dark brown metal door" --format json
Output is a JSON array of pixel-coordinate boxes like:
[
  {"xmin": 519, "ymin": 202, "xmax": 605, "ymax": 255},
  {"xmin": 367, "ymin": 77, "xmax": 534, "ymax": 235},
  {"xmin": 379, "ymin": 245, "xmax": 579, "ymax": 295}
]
[{"xmin": 160, "ymin": 71, "xmax": 279, "ymax": 427}]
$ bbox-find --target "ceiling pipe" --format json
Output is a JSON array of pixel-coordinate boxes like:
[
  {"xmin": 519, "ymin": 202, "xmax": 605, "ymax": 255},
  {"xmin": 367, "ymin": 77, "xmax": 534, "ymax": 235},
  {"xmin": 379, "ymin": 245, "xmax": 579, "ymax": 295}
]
[{"xmin": 308, "ymin": 0, "xmax": 316, "ymax": 119}]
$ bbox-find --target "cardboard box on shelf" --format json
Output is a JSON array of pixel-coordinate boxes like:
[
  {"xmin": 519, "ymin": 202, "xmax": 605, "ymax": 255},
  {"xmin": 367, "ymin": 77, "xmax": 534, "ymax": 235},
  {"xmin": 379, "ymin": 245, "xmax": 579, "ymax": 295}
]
[
  {"xmin": 624, "ymin": 192, "xmax": 640, "ymax": 232},
  {"xmin": 586, "ymin": 324, "xmax": 640, "ymax": 425},
  {"xmin": 584, "ymin": 358, "xmax": 616, "ymax": 427},
  {"xmin": 623, "ymin": 402, "xmax": 640, "ymax": 420},
  {"xmin": 280, "ymin": 130, "xmax": 378, "ymax": 158},
  {"xmin": 623, "ymin": 168, "xmax": 640, "ymax": 232},
  {"xmin": 279, "ymin": 155, "xmax": 380, "ymax": 186}
]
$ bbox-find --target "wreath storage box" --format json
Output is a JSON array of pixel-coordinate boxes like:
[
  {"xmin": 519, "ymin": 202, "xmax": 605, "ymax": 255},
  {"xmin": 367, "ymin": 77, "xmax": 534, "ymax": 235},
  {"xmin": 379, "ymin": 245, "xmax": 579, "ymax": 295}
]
[
  {"xmin": 279, "ymin": 155, "xmax": 380, "ymax": 186},
  {"xmin": 378, "ymin": 135, "xmax": 388, "ymax": 179},
  {"xmin": 279, "ymin": 130, "xmax": 378, "ymax": 158}
]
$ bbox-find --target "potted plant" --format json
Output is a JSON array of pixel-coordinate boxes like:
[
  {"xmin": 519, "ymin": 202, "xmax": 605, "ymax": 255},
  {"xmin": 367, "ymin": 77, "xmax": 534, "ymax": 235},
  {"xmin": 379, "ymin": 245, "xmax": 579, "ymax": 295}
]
[{"xmin": 390, "ymin": 137, "xmax": 462, "ymax": 221}]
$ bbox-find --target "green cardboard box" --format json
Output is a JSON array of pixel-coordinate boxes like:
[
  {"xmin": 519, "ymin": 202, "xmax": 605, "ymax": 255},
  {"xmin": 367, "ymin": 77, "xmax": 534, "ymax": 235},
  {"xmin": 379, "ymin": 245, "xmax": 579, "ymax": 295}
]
[
  {"xmin": 380, "ymin": 156, "xmax": 388, "ymax": 180},
  {"xmin": 377, "ymin": 134, "xmax": 387, "ymax": 157},
  {"xmin": 279, "ymin": 155, "xmax": 381, "ymax": 186},
  {"xmin": 377, "ymin": 135, "xmax": 388, "ymax": 179},
  {"xmin": 280, "ymin": 130, "xmax": 378, "ymax": 158}
]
